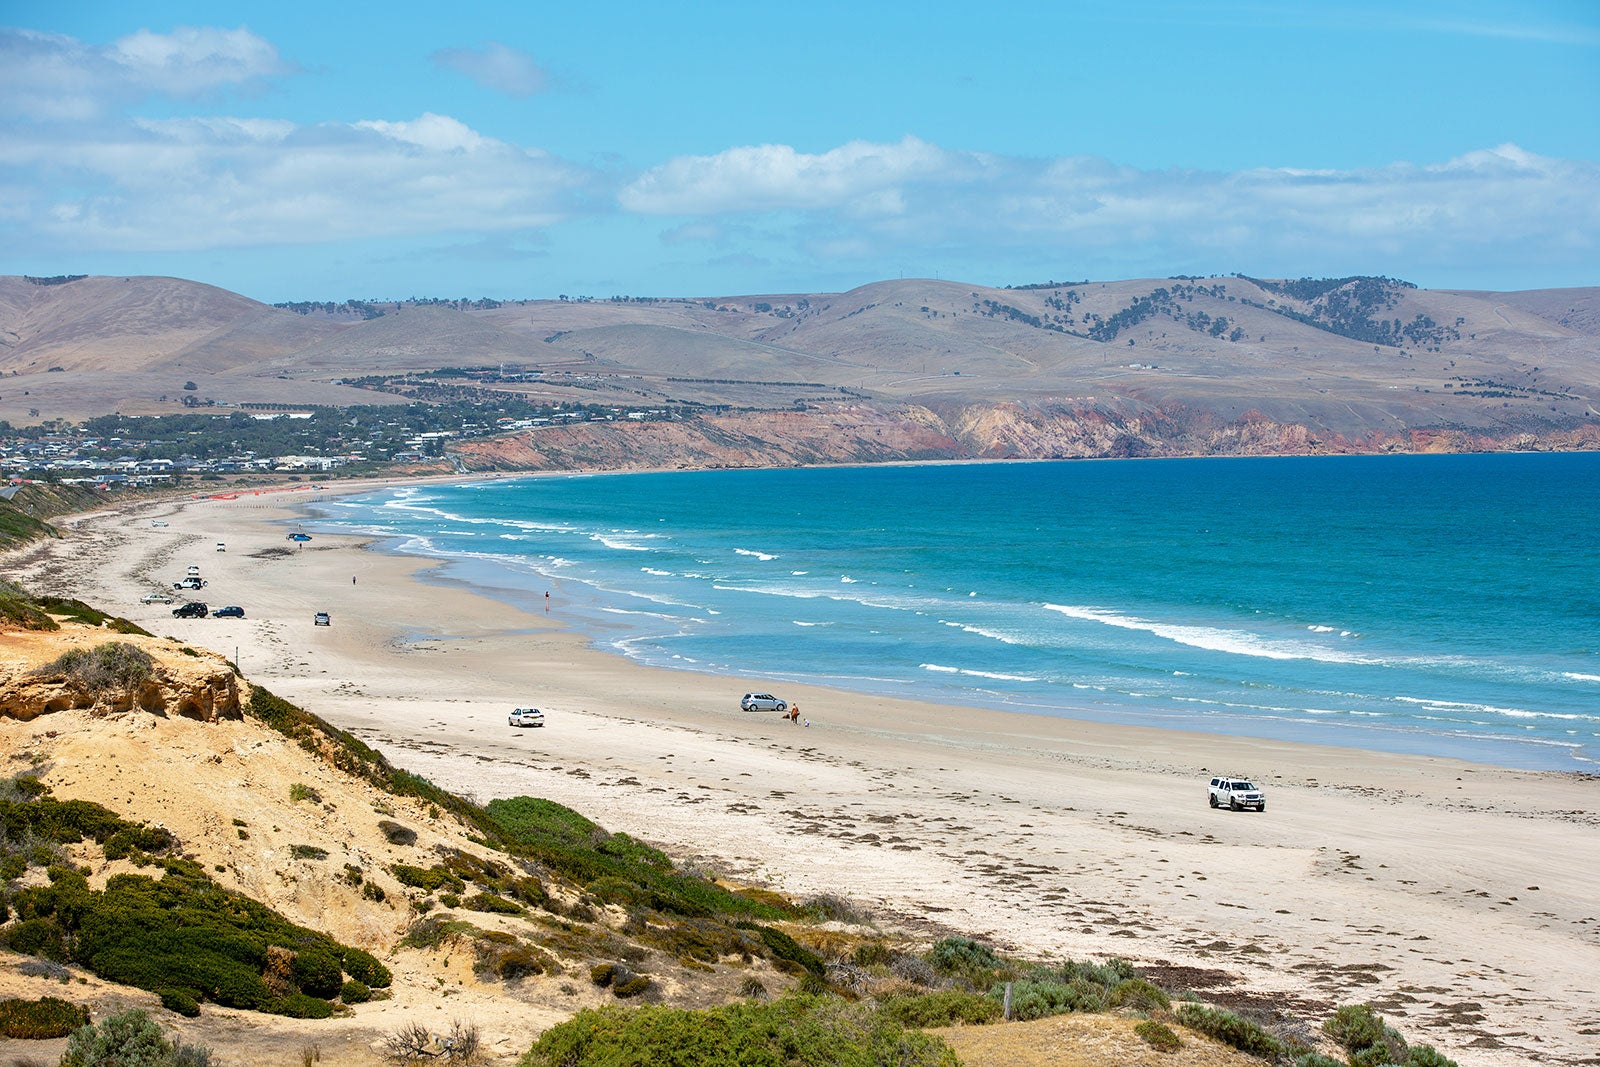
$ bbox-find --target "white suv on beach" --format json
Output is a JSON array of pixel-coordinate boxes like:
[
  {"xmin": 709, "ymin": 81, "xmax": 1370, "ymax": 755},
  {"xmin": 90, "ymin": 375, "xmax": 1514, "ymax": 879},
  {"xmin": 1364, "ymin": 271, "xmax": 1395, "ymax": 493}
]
[
  {"xmin": 740, "ymin": 693, "xmax": 787, "ymax": 712},
  {"xmin": 1208, "ymin": 777, "xmax": 1266, "ymax": 812}
]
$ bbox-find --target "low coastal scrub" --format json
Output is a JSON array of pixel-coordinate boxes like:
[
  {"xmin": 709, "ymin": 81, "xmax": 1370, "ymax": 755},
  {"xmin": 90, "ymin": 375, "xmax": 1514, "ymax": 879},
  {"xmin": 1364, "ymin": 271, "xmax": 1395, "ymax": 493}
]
[
  {"xmin": 5, "ymin": 858, "xmax": 390, "ymax": 1016},
  {"xmin": 486, "ymin": 796, "xmax": 795, "ymax": 922},
  {"xmin": 30, "ymin": 641, "xmax": 154, "ymax": 691},
  {"xmin": 0, "ymin": 486, "xmax": 110, "ymax": 552},
  {"xmin": 0, "ymin": 580, "xmax": 152, "ymax": 635},
  {"xmin": 34, "ymin": 596, "xmax": 152, "ymax": 637},
  {"xmin": 519, "ymin": 996, "xmax": 959, "ymax": 1067},
  {"xmin": 1174, "ymin": 1003, "xmax": 1286, "ymax": 1058},
  {"xmin": 61, "ymin": 1008, "xmax": 213, "ymax": 1067},
  {"xmin": 0, "ymin": 995, "xmax": 90, "ymax": 1038},
  {"xmin": 0, "ymin": 779, "xmax": 389, "ymax": 1019},
  {"xmin": 0, "ymin": 774, "xmax": 174, "ymax": 879},
  {"xmin": 1322, "ymin": 1003, "xmax": 1457, "ymax": 1067}
]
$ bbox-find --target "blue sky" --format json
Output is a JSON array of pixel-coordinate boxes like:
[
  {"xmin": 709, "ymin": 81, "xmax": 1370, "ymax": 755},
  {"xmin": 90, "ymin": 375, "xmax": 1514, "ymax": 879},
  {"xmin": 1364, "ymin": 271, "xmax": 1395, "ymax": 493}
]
[{"xmin": 2, "ymin": 1, "xmax": 1596, "ymax": 301}]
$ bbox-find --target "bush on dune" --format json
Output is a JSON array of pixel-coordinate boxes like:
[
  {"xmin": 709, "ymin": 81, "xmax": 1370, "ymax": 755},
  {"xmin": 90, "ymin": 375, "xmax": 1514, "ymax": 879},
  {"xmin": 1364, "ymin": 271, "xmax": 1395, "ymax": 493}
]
[{"xmin": 519, "ymin": 996, "xmax": 958, "ymax": 1067}]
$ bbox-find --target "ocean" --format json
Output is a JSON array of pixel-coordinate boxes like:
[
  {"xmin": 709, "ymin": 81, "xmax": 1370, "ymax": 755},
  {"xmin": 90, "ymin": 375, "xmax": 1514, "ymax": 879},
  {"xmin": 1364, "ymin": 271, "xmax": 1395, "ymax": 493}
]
[{"xmin": 308, "ymin": 453, "xmax": 1600, "ymax": 771}]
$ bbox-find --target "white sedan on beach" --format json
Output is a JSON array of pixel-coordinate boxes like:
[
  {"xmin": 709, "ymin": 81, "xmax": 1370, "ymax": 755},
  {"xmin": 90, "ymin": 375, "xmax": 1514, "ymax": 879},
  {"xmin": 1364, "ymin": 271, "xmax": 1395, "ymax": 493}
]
[
  {"xmin": 509, "ymin": 707, "xmax": 545, "ymax": 727},
  {"xmin": 140, "ymin": 592, "xmax": 174, "ymax": 604}
]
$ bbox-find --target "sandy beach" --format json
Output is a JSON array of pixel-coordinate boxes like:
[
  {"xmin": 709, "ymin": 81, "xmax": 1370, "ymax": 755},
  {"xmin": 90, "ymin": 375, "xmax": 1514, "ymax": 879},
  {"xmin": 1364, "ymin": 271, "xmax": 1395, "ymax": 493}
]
[{"xmin": 7, "ymin": 481, "xmax": 1599, "ymax": 1067}]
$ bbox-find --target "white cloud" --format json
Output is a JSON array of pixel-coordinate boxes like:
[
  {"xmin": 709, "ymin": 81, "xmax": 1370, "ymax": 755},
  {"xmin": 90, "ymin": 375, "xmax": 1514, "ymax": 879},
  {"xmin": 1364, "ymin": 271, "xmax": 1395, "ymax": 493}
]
[
  {"xmin": 620, "ymin": 136, "xmax": 969, "ymax": 214},
  {"xmin": 0, "ymin": 26, "xmax": 292, "ymax": 120},
  {"xmin": 108, "ymin": 26, "xmax": 293, "ymax": 95},
  {"xmin": 355, "ymin": 113, "xmax": 488, "ymax": 152},
  {"xmin": 617, "ymin": 136, "xmax": 1600, "ymax": 283},
  {"xmin": 432, "ymin": 42, "xmax": 548, "ymax": 97},
  {"xmin": 8, "ymin": 111, "xmax": 599, "ymax": 252}
]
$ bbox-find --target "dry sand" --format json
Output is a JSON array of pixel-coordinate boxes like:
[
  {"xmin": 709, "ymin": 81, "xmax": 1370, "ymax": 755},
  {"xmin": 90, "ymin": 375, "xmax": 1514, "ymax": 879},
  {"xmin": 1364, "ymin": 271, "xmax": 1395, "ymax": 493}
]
[{"xmin": 7, "ymin": 481, "xmax": 1599, "ymax": 1066}]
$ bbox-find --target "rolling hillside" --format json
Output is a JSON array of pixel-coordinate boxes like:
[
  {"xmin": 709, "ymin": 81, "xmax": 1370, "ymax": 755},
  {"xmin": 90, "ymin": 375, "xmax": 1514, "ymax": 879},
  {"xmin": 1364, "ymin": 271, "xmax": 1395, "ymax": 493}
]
[{"xmin": 1, "ymin": 272, "xmax": 1596, "ymax": 456}]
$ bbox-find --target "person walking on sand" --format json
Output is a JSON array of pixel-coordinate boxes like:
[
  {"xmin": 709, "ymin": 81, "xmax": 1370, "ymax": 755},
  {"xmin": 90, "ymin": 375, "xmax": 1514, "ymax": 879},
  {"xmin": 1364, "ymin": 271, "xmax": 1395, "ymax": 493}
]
[{"xmin": 789, "ymin": 703, "xmax": 800, "ymax": 724}]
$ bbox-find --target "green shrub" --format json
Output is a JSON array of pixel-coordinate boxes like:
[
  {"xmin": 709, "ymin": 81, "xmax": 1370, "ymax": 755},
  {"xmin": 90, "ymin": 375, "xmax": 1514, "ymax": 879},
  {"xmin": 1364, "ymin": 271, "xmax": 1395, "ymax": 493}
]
[
  {"xmin": 289, "ymin": 844, "xmax": 328, "ymax": 861},
  {"xmin": 852, "ymin": 941, "xmax": 891, "ymax": 967},
  {"xmin": 928, "ymin": 936, "xmax": 1001, "ymax": 974},
  {"xmin": 1325, "ymin": 1003, "xmax": 1420, "ymax": 1066},
  {"xmin": 1034, "ymin": 957, "xmax": 1138, "ymax": 987},
  {"xmin": 341, "ymin": 948, "xmax": 392, "ymax": 988},
  {"xmin": 3, "ymin": 856, "xmax": 373, "ymax": 1020},
  {"xmin": 159, "ymin": 988, "xmax": 200, "ymax": 1017},
  {"xmin": 1135, "ymin": 1019, "xmax": 1182, "ymax": 1052},
  {"xmin": 1109, "ymin": 977, "xmax": 1171, "ymax": 1012},
  {"xmin": 60, "ymin": 1007, "xmax": 212, "ymax": 1067},
  {"xmin": 474, "ymin": 938, "xmax": 552, "ymax": 982},
  {"xmin": 288, "ymin": 783, "xmax": 321, "ymax": 804},
  {"xmin": 378, "ymin": 820, "xmax": 417, "ymax": 846},
  {"xmin": 1000, "ymin": 978, "xmax": 1107, "ymax": 1020},
  {"xmin": 269, "ymin": 993, "xmax": 335, "ymax": 1019},
  {"xmin": 614, "ymin": 975, "xmax": 651, "ymax": 998},
  {"xmin": 1404, "ymin": 1046, "xmax": 1458, "ymax": 1067},
  {"xmin": 486, "ymin": 796, "xmax": 792, "ymax": 921},
  {"xmin": 588, "ymin": 875, "xmax": 648, "ymax": 908},
  {"xmin": 519, "ymin": 997, "xmax": 959, "ymax": 1067},
  {"xmin": 102, "ymin": 825, "xmax": 176, "ymax": 861},
  {"xmin": 0, "ymin": 995, "xmax": 90, "ymax": 1038},
  {"xmin": 33, "ymin": 641, "xmax": 154, "ymax": 692},
  {"xmin": 291, "ymin": 949, "xmax": 344, "ymax": 999},
  {"xmin": 340, "ymin": 979, "xmax": 372, "ymax": 1003},
  {"xmin": 1175, "ymin": 1003, "xmax": 1283, "ymax": 1058},
  {"xmin": 741, "ymin": 923, "xmax": 825, "ymax": 977},
  {"xmin": 1325, "ymin": 1004, "xmax": 1387, "ymax": 1052},
  {"xmin": 466, "ymin": 891, "xmax": 523, "ymax": 915},
  {"xmin": 877, "ymin": 990, "xmax": 1002, "ymax": 1027},
  {"xmin": 392, "ymin": 864, "xmax": 464, "ymax": 894},
  {"xmin": 1295, "ymin": 1054, "xmax": 1345, "ymax": 1067},
  {"xmin": 5, "ymin": 916, "xmax": 67, "ymax": 960},
  {"xmin": 34, "ymin": 597, "xmax": 152, "ymax": 637}
]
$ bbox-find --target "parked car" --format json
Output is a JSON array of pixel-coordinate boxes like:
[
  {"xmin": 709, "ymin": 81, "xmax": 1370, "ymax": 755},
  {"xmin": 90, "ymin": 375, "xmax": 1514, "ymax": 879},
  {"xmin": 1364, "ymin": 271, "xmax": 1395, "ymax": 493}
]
[
  {"xmin": 172, "ymin": 602, "xmax": 208, "ymax": 619},
  {"xmin": 216, "ymin": 542, "xmax": 226, "ymax": 552},
  {"xmin": 740, "ymin": 692, "xmax": 788, "ymax": 712},
  {"xmin": 313, "ymin": 611, "xmax": 331, "ymax": 626},
  {"xmin": 508, "ymin": 707, "xmax": 545, "ymax": 728},
  {"xmin": 173, "ymin": 577, "xmax": 207, "ymax": 590},
  {"xmin": 140, "ymin": 592, "xmax": 174, "ymax": 604},
  {"xmin": 211, "ymin": 606, "xmax": 245, "ymax": 618},
  {"xmin": 1208, "ymin": 777, "xmax": 1266, "ymax": 812},
  {"xmin": 151, "ymin": 520, "xmax": 168, "ymax": 527}
]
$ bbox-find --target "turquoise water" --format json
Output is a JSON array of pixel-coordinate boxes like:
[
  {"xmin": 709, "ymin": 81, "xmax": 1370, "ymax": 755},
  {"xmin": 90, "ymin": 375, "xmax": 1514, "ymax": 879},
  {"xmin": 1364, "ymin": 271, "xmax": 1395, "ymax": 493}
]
[{"xmin": 310, "ymin": 453, "xmax": 1600, "ymax": 770}]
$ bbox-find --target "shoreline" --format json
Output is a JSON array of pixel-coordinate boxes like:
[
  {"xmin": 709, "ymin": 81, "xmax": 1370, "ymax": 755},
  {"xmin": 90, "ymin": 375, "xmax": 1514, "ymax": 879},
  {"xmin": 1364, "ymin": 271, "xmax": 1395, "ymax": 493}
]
[
  {"xmin": 5, "ymin": 485, "xmax": 1599, "ymax": 1065},
  {"xmin": 305, "ymin": 464, "xmax": 1597, "ymax": 775}
]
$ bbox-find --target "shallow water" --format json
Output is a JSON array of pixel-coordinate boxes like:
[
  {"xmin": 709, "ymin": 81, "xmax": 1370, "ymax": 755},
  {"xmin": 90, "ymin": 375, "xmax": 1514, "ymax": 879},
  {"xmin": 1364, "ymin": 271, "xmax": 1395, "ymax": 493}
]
[{"xmin": 311, "ymin": 453, "xmax": 1600, "ymax": 770}]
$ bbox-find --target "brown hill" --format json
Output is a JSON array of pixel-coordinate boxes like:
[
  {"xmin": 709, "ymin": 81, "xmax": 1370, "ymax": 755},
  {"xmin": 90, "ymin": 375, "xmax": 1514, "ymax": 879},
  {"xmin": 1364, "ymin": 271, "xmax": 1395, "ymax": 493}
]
[{"xmin": 2, "ymin": 273, "xmax": 1597, "ymax": 451}]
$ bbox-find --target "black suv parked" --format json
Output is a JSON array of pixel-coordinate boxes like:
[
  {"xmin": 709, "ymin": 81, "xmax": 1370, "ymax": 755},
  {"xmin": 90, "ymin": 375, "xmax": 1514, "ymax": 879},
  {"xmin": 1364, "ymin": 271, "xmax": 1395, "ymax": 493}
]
[{"xmin": 172, "ymin": 602, "xmax": 208, "ymax": 619}]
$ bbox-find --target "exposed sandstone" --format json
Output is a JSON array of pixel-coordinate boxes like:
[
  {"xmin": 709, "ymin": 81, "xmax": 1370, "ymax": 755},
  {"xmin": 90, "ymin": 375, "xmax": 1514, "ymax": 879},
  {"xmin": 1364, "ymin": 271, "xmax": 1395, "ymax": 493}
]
[{"xmin": 0, "ymin": 627, "xmax": 240, "ymax": 723}]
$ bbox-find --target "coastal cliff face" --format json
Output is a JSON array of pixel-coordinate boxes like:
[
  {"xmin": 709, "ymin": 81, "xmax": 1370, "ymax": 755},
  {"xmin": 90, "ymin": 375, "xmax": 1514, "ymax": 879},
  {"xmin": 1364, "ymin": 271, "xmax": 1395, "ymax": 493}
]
[
  {"xmin": 0, "ymin": 628, "xmax": 241, "ymax": 723},
  {"xmin": 453, "ymin": 400, "xmax": 1600, "ymax": 472}
]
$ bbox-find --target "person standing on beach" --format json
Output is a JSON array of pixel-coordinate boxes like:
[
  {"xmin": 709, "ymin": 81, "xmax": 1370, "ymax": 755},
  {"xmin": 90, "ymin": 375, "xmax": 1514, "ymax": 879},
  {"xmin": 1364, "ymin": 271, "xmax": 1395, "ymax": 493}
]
[{"xmin": 789, "ymin": 703, "xmax": 800, "ymax": 724}]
